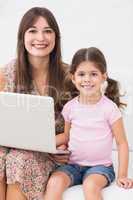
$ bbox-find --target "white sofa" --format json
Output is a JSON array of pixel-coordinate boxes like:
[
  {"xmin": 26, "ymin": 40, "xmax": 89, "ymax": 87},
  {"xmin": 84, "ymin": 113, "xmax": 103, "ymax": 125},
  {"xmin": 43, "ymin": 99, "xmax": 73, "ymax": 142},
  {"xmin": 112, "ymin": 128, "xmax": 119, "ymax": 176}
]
[{"xmin": 63, "ymin": 90, "xmax": 133, "ymax": 199}]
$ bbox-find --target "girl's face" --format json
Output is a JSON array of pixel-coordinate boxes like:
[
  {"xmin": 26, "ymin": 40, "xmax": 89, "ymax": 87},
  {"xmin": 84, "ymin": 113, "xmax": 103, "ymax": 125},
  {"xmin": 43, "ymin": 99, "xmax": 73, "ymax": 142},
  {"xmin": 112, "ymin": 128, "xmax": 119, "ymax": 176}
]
[
  {"xmin": 71, "ymin": 61, "xmax": 107, "ymax": 98},
  {"xmin": 24, "ymin": 16, "xmax": 55, "ymax": 59}
]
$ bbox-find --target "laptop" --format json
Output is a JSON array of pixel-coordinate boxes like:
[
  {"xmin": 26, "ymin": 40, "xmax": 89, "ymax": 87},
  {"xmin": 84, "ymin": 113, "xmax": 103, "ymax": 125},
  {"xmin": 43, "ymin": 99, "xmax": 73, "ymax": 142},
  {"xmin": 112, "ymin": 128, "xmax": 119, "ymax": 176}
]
[{"xmin": 0, "ymin": 92, "xmax": 69, "ymax": 154}]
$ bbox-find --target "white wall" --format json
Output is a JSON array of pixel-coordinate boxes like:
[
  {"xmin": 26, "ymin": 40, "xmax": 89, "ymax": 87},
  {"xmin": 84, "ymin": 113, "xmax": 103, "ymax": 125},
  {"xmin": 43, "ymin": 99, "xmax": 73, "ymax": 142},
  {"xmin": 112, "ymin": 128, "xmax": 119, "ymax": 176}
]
[{"xmin": 0, "ymin": 0, "xmax": 133, "ymax": 149}]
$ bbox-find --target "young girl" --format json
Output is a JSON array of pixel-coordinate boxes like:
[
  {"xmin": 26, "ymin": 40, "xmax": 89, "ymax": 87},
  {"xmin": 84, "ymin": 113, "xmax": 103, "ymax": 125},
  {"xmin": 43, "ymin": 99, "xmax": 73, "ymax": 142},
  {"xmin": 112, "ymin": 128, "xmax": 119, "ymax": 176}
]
[{"xmin": 44, "ymin": 47, "xmax": 133, "ymax": 200}]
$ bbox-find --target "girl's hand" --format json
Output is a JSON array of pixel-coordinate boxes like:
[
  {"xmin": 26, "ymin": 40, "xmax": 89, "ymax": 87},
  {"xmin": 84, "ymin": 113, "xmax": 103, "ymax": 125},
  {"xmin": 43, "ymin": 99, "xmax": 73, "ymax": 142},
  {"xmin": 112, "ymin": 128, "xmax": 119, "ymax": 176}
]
[
  {"xmin": 116, "ymin": 177, "xmax": 133, "ymax": 189},
  {"xmin": 56, "ymin": 144, "xmax": 67, "ymax": 150}
]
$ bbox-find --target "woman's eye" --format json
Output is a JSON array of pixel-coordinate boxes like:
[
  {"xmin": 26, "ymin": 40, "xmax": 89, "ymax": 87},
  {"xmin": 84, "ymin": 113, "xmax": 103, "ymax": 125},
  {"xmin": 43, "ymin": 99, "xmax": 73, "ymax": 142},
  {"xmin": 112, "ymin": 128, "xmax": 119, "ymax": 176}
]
[
  {"xmin": 28, "ymin": 29, "xmax": 36, "ymax": 33},
  {"xmin": 44, "ymin": 29, "xmax": 54, "ymax": 34}
]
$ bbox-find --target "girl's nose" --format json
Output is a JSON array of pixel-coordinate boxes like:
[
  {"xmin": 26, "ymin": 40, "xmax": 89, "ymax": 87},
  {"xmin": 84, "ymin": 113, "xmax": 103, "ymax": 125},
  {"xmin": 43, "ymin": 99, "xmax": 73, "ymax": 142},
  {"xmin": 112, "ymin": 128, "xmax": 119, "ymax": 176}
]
[{"xmin": 84, "ymin": 75, "xmax": 90, "ymax": 82}]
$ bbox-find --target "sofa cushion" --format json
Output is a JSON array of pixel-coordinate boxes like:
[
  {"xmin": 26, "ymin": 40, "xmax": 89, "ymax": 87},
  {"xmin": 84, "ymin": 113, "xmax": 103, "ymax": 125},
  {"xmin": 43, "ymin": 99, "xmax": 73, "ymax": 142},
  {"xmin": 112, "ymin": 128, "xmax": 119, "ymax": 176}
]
[{"xmin": 63, "ymin": 183, "xmax": 133, "ymax": 199}]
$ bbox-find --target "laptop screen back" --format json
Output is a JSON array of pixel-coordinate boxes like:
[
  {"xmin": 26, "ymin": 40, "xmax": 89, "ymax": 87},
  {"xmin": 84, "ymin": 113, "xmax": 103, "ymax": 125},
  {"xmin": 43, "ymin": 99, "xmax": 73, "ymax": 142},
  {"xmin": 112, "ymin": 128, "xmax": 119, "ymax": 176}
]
[{"xmin": 0, "ymin": 92, "xmax": 57, "ymax": 153}]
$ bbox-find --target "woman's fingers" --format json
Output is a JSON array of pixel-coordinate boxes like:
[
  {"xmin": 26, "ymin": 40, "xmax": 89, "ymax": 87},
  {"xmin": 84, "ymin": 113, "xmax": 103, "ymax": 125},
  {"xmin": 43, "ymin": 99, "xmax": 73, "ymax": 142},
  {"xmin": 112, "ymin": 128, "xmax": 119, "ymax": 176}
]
[{"xmin": 48, "ymin": 153, "xmax": 70, "ymax": 163}]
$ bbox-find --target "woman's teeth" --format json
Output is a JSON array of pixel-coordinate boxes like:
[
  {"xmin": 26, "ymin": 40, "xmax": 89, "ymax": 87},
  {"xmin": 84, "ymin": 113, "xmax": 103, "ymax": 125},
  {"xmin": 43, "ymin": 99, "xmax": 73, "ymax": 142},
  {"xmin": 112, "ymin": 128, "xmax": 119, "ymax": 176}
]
[{"xmin": 33, "ymin": 44, "xmax": 48, "ymax": 48}]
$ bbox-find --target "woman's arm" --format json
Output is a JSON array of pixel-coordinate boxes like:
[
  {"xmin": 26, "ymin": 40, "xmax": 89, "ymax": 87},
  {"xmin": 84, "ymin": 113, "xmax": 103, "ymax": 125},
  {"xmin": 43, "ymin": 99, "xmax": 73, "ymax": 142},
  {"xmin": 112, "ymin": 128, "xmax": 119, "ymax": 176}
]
[
  {"xmin": 56, "ymin": 121, "xmax": 70, "ymax": 146},
  {"xmin": 112, "ymin": 118, "xmax": 133, "ymax": 188},
  {"xmin": 0, "ymin": 69, "xmax": 6, "ymax": 91}
]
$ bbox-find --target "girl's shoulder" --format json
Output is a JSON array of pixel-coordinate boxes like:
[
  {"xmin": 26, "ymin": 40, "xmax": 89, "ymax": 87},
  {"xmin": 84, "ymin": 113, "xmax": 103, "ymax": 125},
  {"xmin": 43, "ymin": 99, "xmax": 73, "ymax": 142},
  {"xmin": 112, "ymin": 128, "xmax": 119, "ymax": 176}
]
[
  {"xmin": 63, "ymin": 97, "xmax": 77, "ymax": 109},
  {"xmin": 102, "ymin": 95, "xmax": 118, "ymax": 107},
  {"xmin": 102, "ymin": 95, "xmax": 121, "ymax": 114},
  {"xmin": 102, "ymin": 96, "xmax": 122, "ymax": 124}
]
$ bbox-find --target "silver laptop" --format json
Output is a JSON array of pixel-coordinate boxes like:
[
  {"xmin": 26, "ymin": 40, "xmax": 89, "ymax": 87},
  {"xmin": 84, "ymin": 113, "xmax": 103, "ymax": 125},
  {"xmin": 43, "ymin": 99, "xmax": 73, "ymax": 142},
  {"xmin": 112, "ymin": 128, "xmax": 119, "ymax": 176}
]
[{"xmin": 0, "ymin": 92, "xmax": 68, "ymax": 154}]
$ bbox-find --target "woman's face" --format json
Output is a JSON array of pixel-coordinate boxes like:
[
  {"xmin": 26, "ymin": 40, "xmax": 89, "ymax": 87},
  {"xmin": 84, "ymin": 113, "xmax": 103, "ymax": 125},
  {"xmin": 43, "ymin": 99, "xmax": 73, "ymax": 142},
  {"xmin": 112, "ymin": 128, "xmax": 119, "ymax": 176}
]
[{"xmin": 24, "ymin": 16, "xmax": 55, "ymax": 59}]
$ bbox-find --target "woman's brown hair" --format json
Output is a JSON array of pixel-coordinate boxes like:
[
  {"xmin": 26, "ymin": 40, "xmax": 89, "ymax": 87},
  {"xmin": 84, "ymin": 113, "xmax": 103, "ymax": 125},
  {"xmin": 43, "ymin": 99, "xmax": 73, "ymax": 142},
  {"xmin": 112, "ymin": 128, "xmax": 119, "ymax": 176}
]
[{"xmin": 69, "ymin": 47, "xmax": 124, "ymax": 108}]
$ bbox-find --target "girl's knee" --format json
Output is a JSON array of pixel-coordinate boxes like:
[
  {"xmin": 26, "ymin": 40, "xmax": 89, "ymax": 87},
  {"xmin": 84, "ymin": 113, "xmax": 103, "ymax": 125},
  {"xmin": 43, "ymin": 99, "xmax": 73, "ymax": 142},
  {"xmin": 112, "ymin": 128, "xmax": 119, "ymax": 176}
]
[
  {"xmin": 46, "ymin": 172, "xmax": 70, "ymax": 190},
  {"xmin": 83, "ymin": 179, "xmax": 101, "ymax": 193}
]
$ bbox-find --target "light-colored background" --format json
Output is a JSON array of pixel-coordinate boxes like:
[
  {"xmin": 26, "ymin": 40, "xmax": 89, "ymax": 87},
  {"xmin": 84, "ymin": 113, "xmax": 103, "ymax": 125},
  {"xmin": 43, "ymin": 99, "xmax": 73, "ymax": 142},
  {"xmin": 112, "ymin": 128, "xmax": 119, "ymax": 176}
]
[{"xmin": 0, "ymin": 0, "xmax": 133, "ymax": 149}]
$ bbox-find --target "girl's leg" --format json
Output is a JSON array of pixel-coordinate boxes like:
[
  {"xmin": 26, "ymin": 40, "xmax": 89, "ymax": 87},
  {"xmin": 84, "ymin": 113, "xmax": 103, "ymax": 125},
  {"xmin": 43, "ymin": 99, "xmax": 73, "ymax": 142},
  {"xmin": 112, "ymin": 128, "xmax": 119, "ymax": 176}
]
[
  {"xmin": 83, "ymin": 174, "xmax": 108, "ymax": 200},
  {"xmin": 6, "ymin": 183, "xmax": 26, "ymax": 200},
  {"xmin": 0, "ymin": 177, "xmax": 6, "ymax": 200},
  {"xmin": 44, "ymin": 171, "xmax": 71, "ymax": 200}
]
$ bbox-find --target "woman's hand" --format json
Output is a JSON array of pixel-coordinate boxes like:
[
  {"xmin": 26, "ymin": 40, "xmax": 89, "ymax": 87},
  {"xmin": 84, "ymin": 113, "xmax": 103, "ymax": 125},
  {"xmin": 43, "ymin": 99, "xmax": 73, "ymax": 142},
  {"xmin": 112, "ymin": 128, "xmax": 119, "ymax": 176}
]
[
  {"xmin": 48, "ymin": 144, "xmax": 70, "ymax": 164},
  {"xmin": 116, "ymin": 177, "xmax": 133, "ymax": 189}
]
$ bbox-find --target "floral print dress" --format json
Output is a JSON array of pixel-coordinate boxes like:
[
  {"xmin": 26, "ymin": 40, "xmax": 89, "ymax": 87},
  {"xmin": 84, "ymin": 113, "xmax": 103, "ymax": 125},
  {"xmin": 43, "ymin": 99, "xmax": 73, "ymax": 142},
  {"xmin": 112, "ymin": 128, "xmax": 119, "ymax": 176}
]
[{"xmin": 0, "ymin": 60, "xmax": 64, "ymax": 200}]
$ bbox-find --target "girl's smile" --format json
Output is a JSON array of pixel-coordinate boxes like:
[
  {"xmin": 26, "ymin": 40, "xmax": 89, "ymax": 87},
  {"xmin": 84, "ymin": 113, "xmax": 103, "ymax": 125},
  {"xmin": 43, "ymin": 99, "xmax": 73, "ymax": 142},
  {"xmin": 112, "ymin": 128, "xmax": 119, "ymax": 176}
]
[{"xmin": 71, "ymin": 61, "xmax": 107, "ymax": 102}]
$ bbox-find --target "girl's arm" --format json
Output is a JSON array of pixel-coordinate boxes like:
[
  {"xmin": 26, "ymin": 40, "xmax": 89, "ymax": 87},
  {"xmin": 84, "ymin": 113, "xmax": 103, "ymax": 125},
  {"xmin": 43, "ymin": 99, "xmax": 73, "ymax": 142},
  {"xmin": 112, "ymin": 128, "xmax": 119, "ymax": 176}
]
[
  {"xmin": 56, "ymin": 121, "xmax": 71, "ymax": 147},
  {"xmin": 48, "ymin": 123, "xmax": 70, "ymax": 164},
  {"xmin": 112, "ymin": 118, "xmax": 133, "ymax": 188}
]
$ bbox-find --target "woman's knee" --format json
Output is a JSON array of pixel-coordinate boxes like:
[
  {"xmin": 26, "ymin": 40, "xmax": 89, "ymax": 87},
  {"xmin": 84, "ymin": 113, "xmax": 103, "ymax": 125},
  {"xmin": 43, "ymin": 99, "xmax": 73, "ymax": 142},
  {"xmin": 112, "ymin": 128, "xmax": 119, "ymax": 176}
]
[
  {"xmin": 0, "ymin": 146, "xmax": 9, "ymax": 180},
  {"xmin": 0, "ymin": 176, "xmax": 6, "ymax": 183},
  {"xmin": 6, "ymin": 183, "xmax": 26, "ymax": 200}
]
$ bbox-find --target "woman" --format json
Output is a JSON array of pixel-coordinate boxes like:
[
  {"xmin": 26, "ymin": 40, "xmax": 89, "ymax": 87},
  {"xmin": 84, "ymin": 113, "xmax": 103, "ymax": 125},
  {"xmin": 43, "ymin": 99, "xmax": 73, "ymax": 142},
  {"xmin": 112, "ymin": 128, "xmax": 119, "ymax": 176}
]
[{"xmin": 0, "ymin": 7, "xmax": 72, "ymax": 200}]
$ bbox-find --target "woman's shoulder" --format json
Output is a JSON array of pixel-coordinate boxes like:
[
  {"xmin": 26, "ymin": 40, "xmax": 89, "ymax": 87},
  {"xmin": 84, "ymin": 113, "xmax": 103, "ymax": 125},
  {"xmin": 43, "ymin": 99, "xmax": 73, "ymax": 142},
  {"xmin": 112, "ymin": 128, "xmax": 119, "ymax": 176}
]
[
  {"xmin": 1, "ymin": 59, "xmax": 16, "ymax": 74},
  {"xmin": 62, "ymin": 62, "xmax": 69, "ymax": 69},
  {"xmin": 62, "ymin": 62, "xmax": 70, "ymax": 79},
  {"xmin": 63, "ymin": 63, "xmax": 78, "ymax": 95},
  {"xmin": 0, "ymin": 59, "xmax": 16, "ymax": 91}
]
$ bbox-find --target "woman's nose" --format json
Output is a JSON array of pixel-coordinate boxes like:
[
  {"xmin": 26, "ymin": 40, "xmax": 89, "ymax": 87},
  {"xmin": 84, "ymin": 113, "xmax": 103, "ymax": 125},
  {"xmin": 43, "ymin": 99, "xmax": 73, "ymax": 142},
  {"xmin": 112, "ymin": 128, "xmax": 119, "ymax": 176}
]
[{"xmin": 37, "ymin": 32, "xmax": 45, "ymax": 41}]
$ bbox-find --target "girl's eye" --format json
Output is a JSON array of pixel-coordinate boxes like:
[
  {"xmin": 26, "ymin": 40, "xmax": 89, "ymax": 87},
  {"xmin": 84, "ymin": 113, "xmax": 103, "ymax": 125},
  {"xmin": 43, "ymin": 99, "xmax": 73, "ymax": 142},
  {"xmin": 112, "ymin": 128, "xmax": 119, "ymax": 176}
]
[
  {"xmin": 91, "ymin": 73, "xmax": 98, "ymax": 76},
  {"xmin": 78, "ymin": 73, "xmax": 85, "ymax": 76}
]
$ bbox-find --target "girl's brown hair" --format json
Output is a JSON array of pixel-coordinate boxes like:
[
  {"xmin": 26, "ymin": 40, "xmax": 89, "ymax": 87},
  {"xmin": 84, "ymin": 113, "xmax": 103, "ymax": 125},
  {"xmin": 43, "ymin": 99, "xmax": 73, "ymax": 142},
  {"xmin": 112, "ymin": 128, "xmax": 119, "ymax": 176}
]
[
  {"xmin": 14, "ymin": 7, "xmax": 66, "ymax": 111},
  {"xmin": 70, "ymin": 47, "xmax": 124, "ymax": 108}
]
